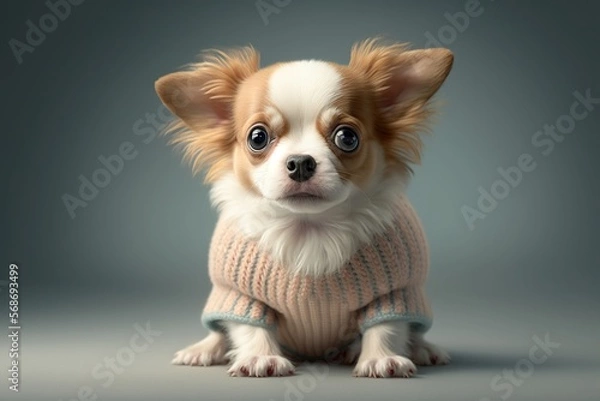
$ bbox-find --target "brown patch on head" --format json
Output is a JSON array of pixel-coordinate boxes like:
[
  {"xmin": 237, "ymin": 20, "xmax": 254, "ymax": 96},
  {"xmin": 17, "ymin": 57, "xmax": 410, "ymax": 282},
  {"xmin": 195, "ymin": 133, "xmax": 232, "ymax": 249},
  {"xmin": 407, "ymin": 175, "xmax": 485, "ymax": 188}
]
[
  {"xmin": 155, "ymin": 46, "xmax": 261, "ymax": 183},
  {"xmin": 346, "ymin": 38, "xmax": 454, "ymax": 175},
  {"xmin": 313, "ymin": 36, "xmax": 453, "ymax": 188},
  {"xmin": 230, "ymin": 64, "xmax": 288, "ymax": 193},
  {"xmin": 314, "ymin": 64, "xmax": 380, "ymax": 189}
]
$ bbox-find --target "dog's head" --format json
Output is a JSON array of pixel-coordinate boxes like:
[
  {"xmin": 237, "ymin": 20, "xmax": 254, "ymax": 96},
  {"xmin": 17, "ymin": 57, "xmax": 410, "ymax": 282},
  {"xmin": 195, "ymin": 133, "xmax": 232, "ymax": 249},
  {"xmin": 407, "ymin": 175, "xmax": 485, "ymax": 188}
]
[{"xmin": 155, "ymin": 39, "xmax": 453, "ymax": 215}]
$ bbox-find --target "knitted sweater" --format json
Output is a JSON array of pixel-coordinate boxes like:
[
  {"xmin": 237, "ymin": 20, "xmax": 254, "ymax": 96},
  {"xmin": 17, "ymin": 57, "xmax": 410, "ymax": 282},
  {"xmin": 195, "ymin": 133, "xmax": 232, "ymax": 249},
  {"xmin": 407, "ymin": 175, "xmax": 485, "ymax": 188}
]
[{"xmin": 201, "ymin": 196, "xmax": 432, "ymax": 359}]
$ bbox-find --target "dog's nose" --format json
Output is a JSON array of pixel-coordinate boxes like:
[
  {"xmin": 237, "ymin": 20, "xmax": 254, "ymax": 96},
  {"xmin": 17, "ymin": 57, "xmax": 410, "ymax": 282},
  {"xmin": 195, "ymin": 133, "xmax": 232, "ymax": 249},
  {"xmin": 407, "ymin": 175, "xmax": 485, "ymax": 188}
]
[{"xmin": 286, "ymin": 155, "xmax": 317, "ymax": 182}]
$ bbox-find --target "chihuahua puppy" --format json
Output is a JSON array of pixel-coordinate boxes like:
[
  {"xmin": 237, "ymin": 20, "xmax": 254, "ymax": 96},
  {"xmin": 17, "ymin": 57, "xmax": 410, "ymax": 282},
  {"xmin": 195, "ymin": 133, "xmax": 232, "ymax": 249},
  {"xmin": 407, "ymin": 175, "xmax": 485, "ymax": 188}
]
[{"xmin": 156, "ymin": 39, "xmax": 453, "ymax": 378}]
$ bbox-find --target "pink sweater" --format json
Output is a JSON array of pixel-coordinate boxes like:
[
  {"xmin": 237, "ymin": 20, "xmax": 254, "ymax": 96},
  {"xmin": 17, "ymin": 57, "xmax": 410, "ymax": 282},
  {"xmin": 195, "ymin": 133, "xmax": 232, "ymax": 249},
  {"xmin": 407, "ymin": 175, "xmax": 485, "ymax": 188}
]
[{"xmin": 202, "ymin": 196, "xmax": 432, "ymax": 359}]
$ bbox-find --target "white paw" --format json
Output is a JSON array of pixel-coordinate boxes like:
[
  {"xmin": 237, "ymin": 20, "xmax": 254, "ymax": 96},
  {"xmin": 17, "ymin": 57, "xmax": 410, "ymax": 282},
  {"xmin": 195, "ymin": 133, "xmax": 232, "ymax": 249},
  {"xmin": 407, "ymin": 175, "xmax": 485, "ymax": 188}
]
[
  {"xmin": 410, "ymin": 341, "xmax": 450, "ymax": 366},
  {"xmin": 228, "ymin": 355, "xmax": 295, "ymax": 377},
  {"xmin": 353, "ymin": 355, "xmax": 416, "ymax": 378},
  {"xmin": 171, "ymin": 334, "xmax": 228, "ymax": 366}
]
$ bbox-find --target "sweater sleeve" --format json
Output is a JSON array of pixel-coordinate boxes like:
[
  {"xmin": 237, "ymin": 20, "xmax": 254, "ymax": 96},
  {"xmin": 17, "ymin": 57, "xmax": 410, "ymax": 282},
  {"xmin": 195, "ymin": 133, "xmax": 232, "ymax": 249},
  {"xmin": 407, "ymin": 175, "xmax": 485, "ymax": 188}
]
[
  {"xmin": 201, "ymin": 284, "xmax": 278, "ymax": 331},
  {"xmin": 356, "ymin": 285, "xmax": 433, "ymax": 333}
]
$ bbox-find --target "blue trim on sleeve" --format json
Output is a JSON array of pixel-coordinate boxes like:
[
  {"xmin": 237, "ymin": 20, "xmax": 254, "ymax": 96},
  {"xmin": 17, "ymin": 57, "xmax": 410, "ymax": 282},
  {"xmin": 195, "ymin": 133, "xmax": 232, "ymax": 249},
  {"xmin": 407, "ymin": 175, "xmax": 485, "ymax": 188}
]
[
  {"xmin": 201, "ymin": 312, "xmax": 276, "ymax": 332},
  {"xmin": 359, "ymin": 313, "xmax": 432, "ymax": 333}
]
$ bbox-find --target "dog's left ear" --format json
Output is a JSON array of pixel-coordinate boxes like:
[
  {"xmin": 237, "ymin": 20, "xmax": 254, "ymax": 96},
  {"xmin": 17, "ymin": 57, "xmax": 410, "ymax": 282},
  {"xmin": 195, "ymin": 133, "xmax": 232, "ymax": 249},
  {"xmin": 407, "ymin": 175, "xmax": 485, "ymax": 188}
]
[
  {"xmin": 349, "ymin": 40, "xmax": 453, "ymax": 112},
  {"xmin": 349, "ymin": 39, "xmax": 453, "ymax": 167}
]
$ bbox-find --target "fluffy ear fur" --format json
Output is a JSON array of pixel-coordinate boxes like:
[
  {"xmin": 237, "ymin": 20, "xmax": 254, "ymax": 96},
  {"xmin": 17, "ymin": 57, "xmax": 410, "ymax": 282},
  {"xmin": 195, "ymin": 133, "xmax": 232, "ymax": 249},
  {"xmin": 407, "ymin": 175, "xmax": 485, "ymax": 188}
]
[
  {"xmin": 155, "ymin": 47, "xmax": 260, "ymax": 182},
  {"xmin": 349, "ymin": 39, "xmax": 453, "ymax": 170}
]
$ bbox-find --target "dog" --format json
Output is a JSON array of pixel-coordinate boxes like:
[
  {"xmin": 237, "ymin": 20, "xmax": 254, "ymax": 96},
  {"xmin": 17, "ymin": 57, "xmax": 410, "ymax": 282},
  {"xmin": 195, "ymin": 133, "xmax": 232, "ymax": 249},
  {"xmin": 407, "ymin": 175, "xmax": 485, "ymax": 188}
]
[{"xmin": 155, "ymin": 38, "xmax": 453, "ymax": 378}]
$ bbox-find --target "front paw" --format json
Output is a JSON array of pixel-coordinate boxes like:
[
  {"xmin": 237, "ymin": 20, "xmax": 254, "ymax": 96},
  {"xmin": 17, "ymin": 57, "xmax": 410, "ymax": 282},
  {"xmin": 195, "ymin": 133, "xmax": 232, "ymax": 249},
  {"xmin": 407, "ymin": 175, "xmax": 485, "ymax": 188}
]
[
  {"xmin": 353, "ymin": 355, "xmax": 416, "ymax": 378},
  {"xmin": 228, "ymin": 355, "xmax": 295, "ymax": 377},
  {"xmin": 171, "ymin": 335, "xmax": 228, "ymax": 366},
  {"xmin": 410, "ymin": 341, "xmax": 450, "ymax": 366}
]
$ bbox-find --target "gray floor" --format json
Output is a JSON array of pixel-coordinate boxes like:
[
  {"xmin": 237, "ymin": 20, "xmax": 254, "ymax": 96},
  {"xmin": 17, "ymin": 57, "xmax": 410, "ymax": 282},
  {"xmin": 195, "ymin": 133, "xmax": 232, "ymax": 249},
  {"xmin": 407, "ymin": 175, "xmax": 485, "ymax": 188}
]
[{"xmin": 3, "ymin": 289, "xmax": 598, "ymax": 401}]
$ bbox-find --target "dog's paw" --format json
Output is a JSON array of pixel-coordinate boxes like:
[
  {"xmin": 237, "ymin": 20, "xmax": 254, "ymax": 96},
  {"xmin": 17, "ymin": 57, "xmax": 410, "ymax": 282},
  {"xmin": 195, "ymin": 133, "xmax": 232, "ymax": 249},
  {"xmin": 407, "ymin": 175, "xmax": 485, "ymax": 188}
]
[
  {"xmin": 228, "ymin": 355, "xmax": 295, "ymax": 377},
  {"xmin": 171, "ymin": 333, "xmax": 228, "ymax": 366},
  {"xmin": 410, "ymin": 341, "xmax": 450, "ymax": 366},
  {"xmin": 353, "ymin": 355, "xmax": 416, "ymax": 378}
]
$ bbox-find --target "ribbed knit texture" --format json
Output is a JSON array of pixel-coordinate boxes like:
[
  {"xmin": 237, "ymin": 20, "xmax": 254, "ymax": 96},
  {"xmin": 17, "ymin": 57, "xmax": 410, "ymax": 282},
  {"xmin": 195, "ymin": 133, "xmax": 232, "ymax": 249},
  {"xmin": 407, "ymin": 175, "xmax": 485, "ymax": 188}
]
[{"xmin": 202, "ymin": 196, "xmax": 432, "ymax": 359}]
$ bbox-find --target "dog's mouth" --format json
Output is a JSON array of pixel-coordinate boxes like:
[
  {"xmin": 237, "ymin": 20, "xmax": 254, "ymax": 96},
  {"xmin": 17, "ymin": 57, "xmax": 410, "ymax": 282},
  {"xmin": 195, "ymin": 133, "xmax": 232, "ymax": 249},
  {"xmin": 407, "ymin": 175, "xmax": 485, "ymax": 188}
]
[
  {"xmin": 281, "ymin": 192, "xmax": 325, "ymax": 202},
  {"xmin": 279, "ymin": 191, "xmax": 326, "ymax": 203},
  {"xmin": 273, "ymin": 185, "xmax": 351, "ymax": 214}
]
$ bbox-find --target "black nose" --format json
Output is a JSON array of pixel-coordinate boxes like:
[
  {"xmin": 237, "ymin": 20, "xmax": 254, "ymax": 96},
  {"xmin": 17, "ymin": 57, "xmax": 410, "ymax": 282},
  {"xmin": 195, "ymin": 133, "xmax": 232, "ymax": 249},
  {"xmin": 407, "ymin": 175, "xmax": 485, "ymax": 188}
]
[{"xmin": 286, "ymin": 155, "xmax": 317, "ymax": 182}]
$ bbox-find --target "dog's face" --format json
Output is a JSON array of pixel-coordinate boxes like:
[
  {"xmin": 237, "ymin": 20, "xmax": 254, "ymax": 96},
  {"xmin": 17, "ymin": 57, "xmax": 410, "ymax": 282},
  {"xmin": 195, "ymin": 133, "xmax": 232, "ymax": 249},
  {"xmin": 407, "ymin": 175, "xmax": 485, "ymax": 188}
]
[
  {"xmin": 155, "ymin": 40, "xmax": 453, "ymax": 214},
  {"xmin": 229, "ymin": 60, "xmax": 377, "ymax": 213}
]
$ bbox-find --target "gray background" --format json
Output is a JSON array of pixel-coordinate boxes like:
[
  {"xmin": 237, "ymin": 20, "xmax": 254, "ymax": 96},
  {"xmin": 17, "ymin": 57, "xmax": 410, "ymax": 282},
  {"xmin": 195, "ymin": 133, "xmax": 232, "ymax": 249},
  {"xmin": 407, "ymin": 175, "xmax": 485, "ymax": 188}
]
[{"xmin": 2, "ymin": 0, "xmax": 599, "ymax": 400}]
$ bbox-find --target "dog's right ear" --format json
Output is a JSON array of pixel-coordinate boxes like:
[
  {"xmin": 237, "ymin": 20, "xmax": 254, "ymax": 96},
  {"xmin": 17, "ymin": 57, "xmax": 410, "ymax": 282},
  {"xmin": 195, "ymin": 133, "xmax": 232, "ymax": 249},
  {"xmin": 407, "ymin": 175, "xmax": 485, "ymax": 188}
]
[
  {"xmin": 155, "ymin": 70, "xmax": 228, "ymax": 128},
  {"xmin": 154, "ymin": 47, "xmax": 260, "ymax": 181}
]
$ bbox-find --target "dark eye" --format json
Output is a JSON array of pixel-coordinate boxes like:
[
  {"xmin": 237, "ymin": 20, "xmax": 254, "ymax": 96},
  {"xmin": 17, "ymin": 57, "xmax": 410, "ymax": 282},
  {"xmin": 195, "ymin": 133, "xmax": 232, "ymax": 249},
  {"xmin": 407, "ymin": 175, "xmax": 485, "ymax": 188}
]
[
  {"xmin": 333, "ymin": 126, "xmax": 359, "ymax": 152},
  {"xmin": 247, "ymin": 125, "xmax": 270, "ymax": 152}
]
